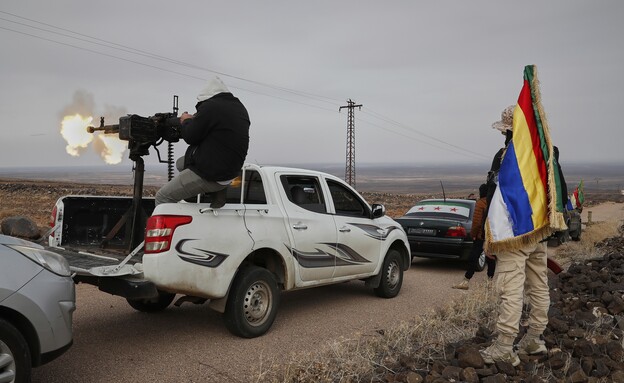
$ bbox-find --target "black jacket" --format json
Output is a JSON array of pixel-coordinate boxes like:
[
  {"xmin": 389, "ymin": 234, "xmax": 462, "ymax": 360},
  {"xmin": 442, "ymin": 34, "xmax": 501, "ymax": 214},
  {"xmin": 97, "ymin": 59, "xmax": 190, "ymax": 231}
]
[{"xmin": 181, "ymin": 93, "xmax": 250, "ymax": 181}]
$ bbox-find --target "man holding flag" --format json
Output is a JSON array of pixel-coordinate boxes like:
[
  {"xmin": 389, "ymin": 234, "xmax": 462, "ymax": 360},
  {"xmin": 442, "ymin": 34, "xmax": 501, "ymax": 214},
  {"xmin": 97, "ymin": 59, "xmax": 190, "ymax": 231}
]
[{"xmin": 480, "ymin": 65, "xmax": 568, "ymax": 366}]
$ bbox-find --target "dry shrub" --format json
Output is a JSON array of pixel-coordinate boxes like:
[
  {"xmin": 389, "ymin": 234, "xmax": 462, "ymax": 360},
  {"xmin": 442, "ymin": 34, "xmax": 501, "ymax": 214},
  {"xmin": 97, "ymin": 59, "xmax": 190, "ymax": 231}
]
[
  {"xmin": 256, "ymin": 282, "xmax": 498, "ymax": 382},
  {"xmin": 554, "ymin": 220, "xmax": 621, "ymax": 264}
]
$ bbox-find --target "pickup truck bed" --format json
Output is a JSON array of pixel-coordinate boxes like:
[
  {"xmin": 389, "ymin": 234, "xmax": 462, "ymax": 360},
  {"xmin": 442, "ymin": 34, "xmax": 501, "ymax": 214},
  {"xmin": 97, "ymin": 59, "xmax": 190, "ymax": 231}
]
[{"xmin": 45, "ymin": 244, "xmax": 158, "ymax": 300}]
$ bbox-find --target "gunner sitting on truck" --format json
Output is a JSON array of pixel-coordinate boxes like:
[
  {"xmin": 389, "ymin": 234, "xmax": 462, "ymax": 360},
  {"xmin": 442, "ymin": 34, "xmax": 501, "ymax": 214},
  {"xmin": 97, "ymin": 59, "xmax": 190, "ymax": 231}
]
[{"xmin": 155, "ymin": 76, "xmax": 250, "ymax": 208}]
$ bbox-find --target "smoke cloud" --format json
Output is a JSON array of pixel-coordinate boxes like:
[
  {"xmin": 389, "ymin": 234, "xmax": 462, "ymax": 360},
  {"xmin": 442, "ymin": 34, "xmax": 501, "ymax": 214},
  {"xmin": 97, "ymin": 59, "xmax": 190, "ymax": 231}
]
[{"xmin": 59, "ymin": 90, "xmax": 128, "ymax": 164}]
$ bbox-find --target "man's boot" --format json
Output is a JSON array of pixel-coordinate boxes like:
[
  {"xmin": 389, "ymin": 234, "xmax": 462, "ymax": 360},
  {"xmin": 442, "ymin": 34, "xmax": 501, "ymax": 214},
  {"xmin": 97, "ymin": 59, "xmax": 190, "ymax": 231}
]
[
  {"xmin": 210, "ymin": 187, "xmax": 227, "ymax": 209},
  {"xmin": 516, "ymin": 332, "xmax": 547, "ymax": 355},
  {"xmin": 452, "ymin": 278, "xmax": 470, "ymax": 290},
  {"xmin": 480, "ymin": 338, "xmax": 520, "ymax": 366}
]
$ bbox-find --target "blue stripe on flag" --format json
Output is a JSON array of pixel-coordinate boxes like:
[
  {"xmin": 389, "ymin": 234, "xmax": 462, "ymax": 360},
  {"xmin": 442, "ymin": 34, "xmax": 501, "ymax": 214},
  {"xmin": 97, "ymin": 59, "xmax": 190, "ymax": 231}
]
[
  {"xmin": 566, "ymin": 199, "xmax": 574, "ymax": 211},
  {"xmin": 498, "ymin": 143, "xmax": 535, "ymax": 235}
]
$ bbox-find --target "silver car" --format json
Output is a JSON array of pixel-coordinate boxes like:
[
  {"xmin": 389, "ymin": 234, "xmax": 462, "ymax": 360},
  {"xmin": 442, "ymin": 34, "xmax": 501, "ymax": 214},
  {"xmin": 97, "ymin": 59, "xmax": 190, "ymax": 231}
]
[{"xmin": 0, "ymin": 234, "xmax": 75, "ymax": 383}]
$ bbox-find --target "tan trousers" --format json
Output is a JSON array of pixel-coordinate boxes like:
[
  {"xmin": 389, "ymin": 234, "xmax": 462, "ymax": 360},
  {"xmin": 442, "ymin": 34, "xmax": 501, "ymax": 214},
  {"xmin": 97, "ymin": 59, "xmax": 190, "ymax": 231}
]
[{"xmin": 495, "ymin": 241, "xmax": 549, "ymax": 344}]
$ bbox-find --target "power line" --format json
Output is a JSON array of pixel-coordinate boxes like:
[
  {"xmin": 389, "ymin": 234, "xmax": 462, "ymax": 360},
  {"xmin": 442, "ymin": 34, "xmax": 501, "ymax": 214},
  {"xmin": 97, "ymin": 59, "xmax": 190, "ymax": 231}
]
[
  {"xmin": 361, "ymin": 108, "xmax": 488, "ymax": 159},
  {"xmin": 0, "ymin": 10, "xmax": 343, "ymax": 106},
  {"xmin": 355, "ymin": 116, "xmax": 488, "ymax": 161},
  {"xmin": 0, "ymin": 10, "xmax": 490, "ymax": 162},
  {"xmin": 0, "ymin": 25, "xmax": 339, "ymax": 114}
]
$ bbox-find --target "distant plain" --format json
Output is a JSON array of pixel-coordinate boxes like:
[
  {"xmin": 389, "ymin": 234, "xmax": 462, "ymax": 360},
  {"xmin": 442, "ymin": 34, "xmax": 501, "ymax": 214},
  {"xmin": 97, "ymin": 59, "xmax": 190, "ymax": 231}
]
[{"xmin": 1, "ymin": 162, "xmax": 622, "ymax": 195}]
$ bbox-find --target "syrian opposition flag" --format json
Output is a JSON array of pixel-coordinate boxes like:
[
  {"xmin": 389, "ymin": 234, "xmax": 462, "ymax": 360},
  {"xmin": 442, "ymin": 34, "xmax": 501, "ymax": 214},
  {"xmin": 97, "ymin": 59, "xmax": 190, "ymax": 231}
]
[{"xmin": 485, "ymin": 65, "xmax": 567, "ymax": 253}]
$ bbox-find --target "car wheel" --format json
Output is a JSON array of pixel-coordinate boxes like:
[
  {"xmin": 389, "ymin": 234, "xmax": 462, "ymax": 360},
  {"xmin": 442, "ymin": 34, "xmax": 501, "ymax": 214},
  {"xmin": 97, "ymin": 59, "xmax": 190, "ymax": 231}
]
[
  {"xmin": 224, "ymin": 266, "xmax": 280, "ymax": 338},
  {"xmin": 0, "ymin": 318, "xmax": 31, "ymax": 383},
  {"xmin": 126, "ymin": 290, "xmax": 176, "ymax": 312},
  {"xmin": 374, "ymin": 249, "xmax": 403, "ymax": 298},
  {"xmin": 475, "ymin": 251, "xmax": 486, "ymax": 272}
]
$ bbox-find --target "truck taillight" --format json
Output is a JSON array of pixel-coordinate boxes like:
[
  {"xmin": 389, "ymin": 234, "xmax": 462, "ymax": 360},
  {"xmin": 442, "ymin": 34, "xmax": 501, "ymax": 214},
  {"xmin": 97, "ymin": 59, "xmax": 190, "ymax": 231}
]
[
  {"xmin": 144, "ymin": 215, "xmax": 192, "ymax": 253},
  {"xmin": 49, "ymin": 206, "xmax": 57, "ymax": 237},
  {"xmin": 446, "ymin": 226, "xmax": 466, "ymax": 238}
]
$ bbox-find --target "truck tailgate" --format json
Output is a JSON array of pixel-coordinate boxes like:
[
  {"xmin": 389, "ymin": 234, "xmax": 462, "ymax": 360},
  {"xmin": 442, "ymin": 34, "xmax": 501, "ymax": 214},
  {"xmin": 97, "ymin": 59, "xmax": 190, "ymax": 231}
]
[
  {"xmin": 45, "ymin": 245, "xmax": 159, "ymax": 300},
  {"xmin": 47, "ymin": 246, "xmax": 121, "ymax": 270}
]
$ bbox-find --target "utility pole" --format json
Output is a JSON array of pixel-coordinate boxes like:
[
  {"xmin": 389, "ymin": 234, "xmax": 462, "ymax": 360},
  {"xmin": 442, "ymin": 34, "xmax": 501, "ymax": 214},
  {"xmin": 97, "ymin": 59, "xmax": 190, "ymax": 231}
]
[{"xmin": 339, "ymin": 99, "xmax": 362, "ymax": 187}]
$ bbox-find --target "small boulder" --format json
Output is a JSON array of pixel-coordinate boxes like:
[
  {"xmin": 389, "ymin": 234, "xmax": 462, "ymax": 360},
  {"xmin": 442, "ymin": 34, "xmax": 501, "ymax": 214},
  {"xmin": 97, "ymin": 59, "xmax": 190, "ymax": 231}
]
[{"xmin": 1, "ymin": 216, "xmax": 41, "ymax": 240}]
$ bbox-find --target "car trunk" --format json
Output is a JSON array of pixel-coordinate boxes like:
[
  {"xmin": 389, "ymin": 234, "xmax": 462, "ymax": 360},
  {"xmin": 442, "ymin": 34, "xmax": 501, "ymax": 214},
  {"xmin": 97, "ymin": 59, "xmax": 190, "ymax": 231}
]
[{"xmin": 396, "ymin": 217, "xmax": 471, "ymax": 258}]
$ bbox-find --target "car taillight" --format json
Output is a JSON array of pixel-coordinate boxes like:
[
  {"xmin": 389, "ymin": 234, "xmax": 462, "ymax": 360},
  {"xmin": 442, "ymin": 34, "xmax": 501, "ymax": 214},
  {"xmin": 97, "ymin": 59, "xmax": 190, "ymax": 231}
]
[
  {"xmin": 446, "ymin": 226, "xmax": 466, "ymax": 238},
  {"xmin": 144, "ymin": 215, "xmax": 192, "ymax": 253}
]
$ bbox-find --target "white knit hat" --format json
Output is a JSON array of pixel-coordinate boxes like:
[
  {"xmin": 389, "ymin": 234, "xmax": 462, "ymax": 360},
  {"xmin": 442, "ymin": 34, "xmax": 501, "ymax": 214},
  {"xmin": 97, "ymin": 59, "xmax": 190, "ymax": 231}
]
[
  {"xmin": 197, "ymin": 76, "xmax": 230, "ymax": 102},
  {"xmin": 492, "ymin": 105, "xmax": 515, "ymax": 132}
]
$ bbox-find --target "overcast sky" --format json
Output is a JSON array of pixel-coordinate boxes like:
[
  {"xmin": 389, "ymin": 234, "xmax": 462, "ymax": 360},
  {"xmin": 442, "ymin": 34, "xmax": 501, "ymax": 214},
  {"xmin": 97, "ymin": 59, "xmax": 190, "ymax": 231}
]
[{"xmin": 1, "ymin": 1, "xmax": 622, "ymax": 172}]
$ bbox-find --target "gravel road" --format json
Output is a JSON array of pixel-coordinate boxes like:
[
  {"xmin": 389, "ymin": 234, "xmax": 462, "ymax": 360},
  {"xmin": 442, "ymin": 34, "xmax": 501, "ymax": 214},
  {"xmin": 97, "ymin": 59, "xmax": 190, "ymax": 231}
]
[{"xmin": 31, "ymin": 258, "xmax": 474, "ymax": 383}]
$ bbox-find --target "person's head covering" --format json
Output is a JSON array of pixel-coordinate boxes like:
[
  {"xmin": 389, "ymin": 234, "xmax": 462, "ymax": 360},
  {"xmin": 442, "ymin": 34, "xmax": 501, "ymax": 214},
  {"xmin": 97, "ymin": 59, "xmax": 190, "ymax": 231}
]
[
  {"xmin": 197, "ymin": 76, "xmax": 230, "ymax": 102},
  {"xmin": 492, "ymin": 105, "xmax": 515, "ymax": 133}
]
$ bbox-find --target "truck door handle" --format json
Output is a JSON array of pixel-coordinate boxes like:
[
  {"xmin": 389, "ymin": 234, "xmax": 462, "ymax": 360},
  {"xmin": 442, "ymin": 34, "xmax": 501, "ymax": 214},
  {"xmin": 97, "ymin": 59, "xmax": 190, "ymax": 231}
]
[
  {"xmin": 338, "ymin": 226, "xmax": 351, "ymax": 233},
  {"xmin": 292, "ymin": 222, "xmax": 308, "ymax": 230}
]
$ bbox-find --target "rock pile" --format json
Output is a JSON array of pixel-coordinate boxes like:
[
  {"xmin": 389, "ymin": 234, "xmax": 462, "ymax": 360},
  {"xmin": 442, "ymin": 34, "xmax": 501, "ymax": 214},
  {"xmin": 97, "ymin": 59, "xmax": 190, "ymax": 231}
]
[{"xmin": 394, "ymin": 235, "xmax": 624, "ymax": 383}]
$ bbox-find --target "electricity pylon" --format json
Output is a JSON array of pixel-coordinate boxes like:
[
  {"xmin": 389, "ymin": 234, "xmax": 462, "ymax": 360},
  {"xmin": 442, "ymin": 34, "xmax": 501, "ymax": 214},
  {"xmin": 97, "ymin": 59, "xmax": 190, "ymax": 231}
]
[{"xmin": 339, "ymin": 99, "xmax": 362, "ymax": 188}]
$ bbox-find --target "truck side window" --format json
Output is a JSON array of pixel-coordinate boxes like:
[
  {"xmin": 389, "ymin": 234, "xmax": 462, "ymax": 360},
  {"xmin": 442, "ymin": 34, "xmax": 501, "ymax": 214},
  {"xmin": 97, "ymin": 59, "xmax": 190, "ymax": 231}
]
[
  {"xmin": 199, "ymin": 170, "xmax": 266, "ymax": 204},
  {"xmin": 327, "ymin": 180, "xmax": 369, "ymax": 218},
  {"xmin": 243, "ymin": 170, "xmax": 267, "ymax": 204},
  {"xmin": 280, "ymin": 175, "xmax": 327, "ymax": 213}
]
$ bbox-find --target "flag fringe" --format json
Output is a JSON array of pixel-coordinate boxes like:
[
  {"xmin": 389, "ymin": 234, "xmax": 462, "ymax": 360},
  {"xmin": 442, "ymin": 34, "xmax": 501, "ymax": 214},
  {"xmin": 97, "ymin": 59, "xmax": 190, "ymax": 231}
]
[
  {"xmin": 484, "ymin": 223, "xmax": 552, "ymax": 254},
  {"xmin": 530, "ymin": 65, "xmax": 567, "ymax": 231}
]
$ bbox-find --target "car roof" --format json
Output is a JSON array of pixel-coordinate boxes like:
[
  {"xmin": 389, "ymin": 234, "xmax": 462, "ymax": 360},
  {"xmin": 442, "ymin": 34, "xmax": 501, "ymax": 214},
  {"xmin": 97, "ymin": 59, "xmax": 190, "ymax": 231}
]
[{"xmin": 418, "ymin": 198, "xmax": 476, "ymax": 204}]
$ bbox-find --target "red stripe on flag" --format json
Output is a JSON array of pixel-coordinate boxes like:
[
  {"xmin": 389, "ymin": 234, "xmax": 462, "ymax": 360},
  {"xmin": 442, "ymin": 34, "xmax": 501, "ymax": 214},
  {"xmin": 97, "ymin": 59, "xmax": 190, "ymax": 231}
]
[{"xmin": 518, "ymin": 80, "xmax": 548, "ymax": 192}]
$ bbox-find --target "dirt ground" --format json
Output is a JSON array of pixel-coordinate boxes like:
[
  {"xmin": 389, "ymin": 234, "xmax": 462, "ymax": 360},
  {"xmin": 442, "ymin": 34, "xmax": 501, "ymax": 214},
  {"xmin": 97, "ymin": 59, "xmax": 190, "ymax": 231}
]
[
  {"xmin": 1, "ymin": 177, "xmax": 623, "ymax": 229},
  {"xmin": 581, "ymin": 201, "xmax": 624, "ymax": 224}
]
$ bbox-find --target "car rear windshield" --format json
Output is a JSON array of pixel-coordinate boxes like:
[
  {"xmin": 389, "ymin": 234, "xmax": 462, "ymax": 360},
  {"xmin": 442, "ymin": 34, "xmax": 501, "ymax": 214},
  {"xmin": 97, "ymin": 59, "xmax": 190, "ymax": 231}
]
[{"xmin": 405, "ymin": 202, "xmax": 471, "ymax": 220}]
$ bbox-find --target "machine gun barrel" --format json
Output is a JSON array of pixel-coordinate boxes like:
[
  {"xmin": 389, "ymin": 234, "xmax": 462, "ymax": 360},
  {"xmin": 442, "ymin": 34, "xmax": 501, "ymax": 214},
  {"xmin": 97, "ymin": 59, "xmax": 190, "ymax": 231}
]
[{"xmin": 86, "ymin": 124, "xmax": 120, "ymax": 134}]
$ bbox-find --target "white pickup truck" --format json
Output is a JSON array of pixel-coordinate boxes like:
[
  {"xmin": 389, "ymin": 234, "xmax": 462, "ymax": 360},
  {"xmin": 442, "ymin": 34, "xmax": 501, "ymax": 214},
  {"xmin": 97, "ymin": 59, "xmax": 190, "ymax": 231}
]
[{"xmin": 48, "ymin": 163, "xmax": 410, "ymax": 337}]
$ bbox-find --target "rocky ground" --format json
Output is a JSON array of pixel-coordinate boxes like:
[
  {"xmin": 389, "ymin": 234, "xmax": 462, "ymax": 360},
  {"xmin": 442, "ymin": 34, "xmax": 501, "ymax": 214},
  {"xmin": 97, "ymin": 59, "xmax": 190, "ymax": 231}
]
[{"xmin": 378, "ymin": 230, "xmax": 624, "ymax": 383}]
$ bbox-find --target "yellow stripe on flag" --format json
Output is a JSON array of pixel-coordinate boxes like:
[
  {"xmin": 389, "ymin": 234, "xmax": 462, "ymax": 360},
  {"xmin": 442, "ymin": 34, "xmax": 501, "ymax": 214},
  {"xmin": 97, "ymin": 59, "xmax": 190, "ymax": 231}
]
[{"xmin": 512, "ymin": 106, "xmax": 549, "ymax": 229}]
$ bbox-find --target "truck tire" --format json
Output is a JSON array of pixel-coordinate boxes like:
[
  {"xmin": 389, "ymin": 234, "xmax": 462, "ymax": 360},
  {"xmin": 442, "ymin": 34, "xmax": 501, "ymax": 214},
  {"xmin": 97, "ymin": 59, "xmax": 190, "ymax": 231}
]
[
  {"xmin": 126, "ymin": 290, "xmax": 176, "ymax": 312},
  {"xmin": 224, "ymin": 266, "xmax": 280, "ymax": 338},
  {"xmin": 0, "ymin": 318, "xmax": 32, "ymax": 383},
  {"xmin": 374, "ymin": 249, "xmax": 403, "ymax": 298}
]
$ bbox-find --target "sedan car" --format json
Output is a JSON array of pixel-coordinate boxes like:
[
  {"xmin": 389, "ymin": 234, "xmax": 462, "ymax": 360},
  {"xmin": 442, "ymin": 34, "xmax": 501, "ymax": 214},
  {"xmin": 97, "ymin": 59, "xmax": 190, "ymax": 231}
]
[
  {"xmin": 0, "ymin": 234, "xmax": 75, "ymax": 383},
  {"xmin": 394, "ymin": 199, "xmax": 486, "ymax": 271}
]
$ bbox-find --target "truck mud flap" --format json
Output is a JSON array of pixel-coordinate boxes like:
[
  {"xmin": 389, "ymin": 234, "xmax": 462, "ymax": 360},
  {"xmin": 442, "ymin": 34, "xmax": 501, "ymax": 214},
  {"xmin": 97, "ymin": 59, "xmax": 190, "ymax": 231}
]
[{"xmin": 74, "ymin": 275, "xmax": 159, "ymax": 300}]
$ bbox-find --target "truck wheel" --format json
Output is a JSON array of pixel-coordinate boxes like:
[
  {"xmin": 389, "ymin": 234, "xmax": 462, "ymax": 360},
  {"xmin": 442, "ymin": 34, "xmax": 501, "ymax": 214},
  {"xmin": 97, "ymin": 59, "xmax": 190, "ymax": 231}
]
[
  {"xmin": 126, "ymin": 290, "xmax": 176, "ymax": 312},
  {"xmin": 224, "ymin": 266, "xmax": 280, "ymax": 338},
  {"xmin": 374, "ymin": 249, "xmax": 403, "ymax": 298},
  {"xmin": 0, "ymin": 318, "xmax": 32, "ymax": 383}
]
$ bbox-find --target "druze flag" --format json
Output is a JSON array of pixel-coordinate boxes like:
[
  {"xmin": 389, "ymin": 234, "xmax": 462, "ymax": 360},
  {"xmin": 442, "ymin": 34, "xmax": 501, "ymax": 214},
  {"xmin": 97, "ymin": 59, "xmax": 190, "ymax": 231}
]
[
  {"xmin": 568, "ymin": 180, "xmax": 585, "ymax": 210},
  {"xmin": 485, "ymin": 65, "xmax": 567, "ymax": 253}
]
